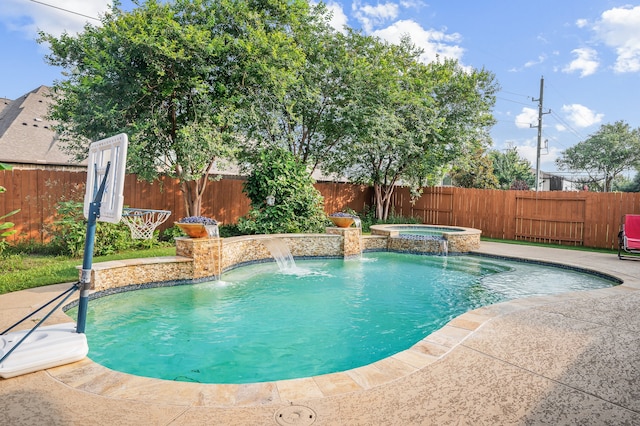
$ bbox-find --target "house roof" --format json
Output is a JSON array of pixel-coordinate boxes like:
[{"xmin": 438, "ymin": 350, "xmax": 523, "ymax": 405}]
[{"xmin": 0, "ymin": 86, "xmax": 82, "ymax": 168}]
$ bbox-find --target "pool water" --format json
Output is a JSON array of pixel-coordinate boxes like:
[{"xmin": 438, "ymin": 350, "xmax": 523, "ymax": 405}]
[{"xmin": 71, "ymin": 252, "xmax": 614, "ymax": 384}]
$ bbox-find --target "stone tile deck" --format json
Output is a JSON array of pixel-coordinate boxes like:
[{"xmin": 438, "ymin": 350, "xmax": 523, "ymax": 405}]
[{"xmin": 1, "ymin": 242, "xmax": 639, "ymax": 425}]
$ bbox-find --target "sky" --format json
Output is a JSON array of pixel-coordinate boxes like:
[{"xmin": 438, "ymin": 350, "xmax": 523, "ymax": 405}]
[{"xmin": 1, "ymin": 0, "xmax": 639, "ymax": 176}]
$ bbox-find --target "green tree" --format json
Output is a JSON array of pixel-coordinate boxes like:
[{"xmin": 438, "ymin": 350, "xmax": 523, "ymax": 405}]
[
  {"xmin": 40, "ymin": 0, "xmax": 309, "ymax": 216},
  {"xmin": 236, "ymin": 4, "xmax": 354, "ymax": 172},
  {"xmin": 450, "ymin": 148, "xmax": 499, "ymax": 189},
  {"xmin": 555, "ymin": 121, "xmax": 640, "ymax": 192},
  {"xmin": 614, "ymin": 172, "xmax": 640, "ymax": 192},
  {"xmin": 489, "ymin": 147, "xmax": 535, "ymax": 190},
  {"xmin": 326, "ymin": 36, "xmax": 498, "ymax": 219},
  {"xmin": 237, "ymin": 148, "xmax": 326, "ymax": 234}
]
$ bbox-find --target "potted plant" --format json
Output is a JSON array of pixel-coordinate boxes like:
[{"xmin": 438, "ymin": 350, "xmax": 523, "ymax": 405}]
[
  {"xmin": 328, "ymin": 211, "xmax": 356, "ymax": 228},
  {"xmin": 175, "ymin": 216, "xmax": 219, "ymax": 238}
]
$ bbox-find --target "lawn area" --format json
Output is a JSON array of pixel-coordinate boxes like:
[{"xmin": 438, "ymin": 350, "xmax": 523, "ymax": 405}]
[
  {"xmin": 480, "ymin": 237, "xmax": 620, "ymax": 254},
  {"xmin": 0, "ymin": 247, "xmax": 176, "ymax": 295}
]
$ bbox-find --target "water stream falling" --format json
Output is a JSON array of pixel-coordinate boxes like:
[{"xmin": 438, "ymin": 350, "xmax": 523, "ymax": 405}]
[
  {"xmin": 352, "ymin": 216, "xmax": 362, "ymax": 229},
  {"xmin": 261, "ymin": 238, "xmax": 296, "ymax": 271},
  {"xmin": 440, "ymin": 238, "xmax": 448, "ymax": 256}
]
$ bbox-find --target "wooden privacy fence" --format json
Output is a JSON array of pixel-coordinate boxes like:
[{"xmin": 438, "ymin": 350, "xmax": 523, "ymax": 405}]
[
  {"xmin": 0, "ymin": 169, "xmax": 372, "ymax": 244},
  {"xmin": 391, "ymin": 186, "xmax": 640, "ymax": 250},
  {"xmin": 2, "ymin": 169, "xmax": 640, "ymax": 249}
]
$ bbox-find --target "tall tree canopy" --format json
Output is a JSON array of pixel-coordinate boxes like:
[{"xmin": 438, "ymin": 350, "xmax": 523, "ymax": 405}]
[
  {"xmin": 40, "ymin": 0, "xmax": 311, "ymax": 216},
  {"xmin": 450, "ymin": 148, "xmax": 499, "ymax": 189},
  {"xmin": 489, "ymin": 147, "xmax": 535, "ymax": 190},
  {"xmin": 555, "ymin": 121, "xmax": 640, "ymax": 192},
  {"xmin": 324, "ymin": 36, "xmax": 498, "ymax": 219},
  {"xmin": 41, "ymin": 0, "xmax": 498, "ymax": 222},
  {"xmin": 235, "ymin": 4, "xmax": 354, "ymax": 172}
]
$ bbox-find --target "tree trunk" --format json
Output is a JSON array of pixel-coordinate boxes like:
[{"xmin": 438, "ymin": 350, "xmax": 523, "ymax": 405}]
[
  {"xmin": 374, "ymin": 184, "xmax": 384, "ymax": 220},
  {"xmin": 180, "ymin": 175, "xmax": 209, "ymax": 217},
  {"xmin": 373, "ymin": 183, "xmax": 396, "ymax": 221},
  {"xmin": 604, "ymin": 174, "xmax": 612, "ymax": 193}
]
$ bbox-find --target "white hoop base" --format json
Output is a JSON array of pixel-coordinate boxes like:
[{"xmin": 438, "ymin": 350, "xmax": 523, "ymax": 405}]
[{"xmin": 121, "ymin": 208, "xmax": 171, "ymax": 240}]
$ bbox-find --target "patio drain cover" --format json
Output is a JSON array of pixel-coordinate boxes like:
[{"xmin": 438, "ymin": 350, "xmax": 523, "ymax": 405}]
[{"xmin": 274, "ymin": 405, "xmax": 316, "ymax": 425}]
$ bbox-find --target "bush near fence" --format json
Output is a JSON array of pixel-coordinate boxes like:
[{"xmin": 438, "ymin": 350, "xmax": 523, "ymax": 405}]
[{"xmin": 1, "ymin": 169, "xmax": 639, "ymax": 249}]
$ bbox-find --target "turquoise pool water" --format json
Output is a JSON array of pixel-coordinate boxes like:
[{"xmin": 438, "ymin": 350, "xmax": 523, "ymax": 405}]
[{"xmin": 71, "ymin": 252, "xmax": 615, "ymax": 384}]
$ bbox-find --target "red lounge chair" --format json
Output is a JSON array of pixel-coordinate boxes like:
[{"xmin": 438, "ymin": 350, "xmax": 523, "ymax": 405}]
[{"xmin": 618, "ymin": 214, "xmax": 640, "ymax": 259}]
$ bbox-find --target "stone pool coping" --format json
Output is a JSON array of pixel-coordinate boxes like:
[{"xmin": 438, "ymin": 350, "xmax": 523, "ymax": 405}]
[{"xmin": 2, "ymin": 242, "xmax": 640, "ymax": 424}]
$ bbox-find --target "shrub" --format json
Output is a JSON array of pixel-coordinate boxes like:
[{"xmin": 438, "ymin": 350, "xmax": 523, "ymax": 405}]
[
  {"xmin": 238, "ymin": 148, "xmax": 327, "ymax": 234},
  {"xmin": 356, "ymin": 205, "xmax": 421, "ymax": 233},
  {"xmin": 47, "ymin": 201, "xmax": 163, "ymax": 257}
]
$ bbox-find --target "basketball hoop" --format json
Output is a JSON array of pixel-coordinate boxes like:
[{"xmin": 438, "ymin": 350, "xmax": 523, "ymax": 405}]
[{"xmin": 121, "ymin": 208, "xmax": 171, "ymax": 240}]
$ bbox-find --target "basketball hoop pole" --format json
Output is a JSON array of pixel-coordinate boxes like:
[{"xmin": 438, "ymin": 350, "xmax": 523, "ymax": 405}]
[{"xmin": 76, "ymin": 161, "xmax": 111, "ymax": 334}]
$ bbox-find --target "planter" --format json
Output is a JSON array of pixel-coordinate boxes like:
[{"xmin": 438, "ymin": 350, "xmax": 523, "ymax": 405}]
[
  {"xmin": 176, "ymin": 222, "xmax": 219, "ymax": 238},
  {"xmin": 329, "ymin": 216, "xmax": 355, "ymax": 228}
]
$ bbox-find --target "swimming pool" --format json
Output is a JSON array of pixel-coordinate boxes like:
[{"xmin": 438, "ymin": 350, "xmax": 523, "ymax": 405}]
[{"xmin": 70, "ymin": 252, "xmax": 615, "ymax": 384}]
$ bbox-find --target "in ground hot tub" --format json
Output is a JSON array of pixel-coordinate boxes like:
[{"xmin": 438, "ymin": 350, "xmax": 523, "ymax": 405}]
[{"xmin": 369, "ymin": 224, "xmax": 481, "ymax": 254}]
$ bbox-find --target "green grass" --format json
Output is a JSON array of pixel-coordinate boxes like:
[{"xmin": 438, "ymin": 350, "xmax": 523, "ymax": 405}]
[
  {"xmin": 480, "ymin": 237, "xmax": 620, "ymax": 255},
  {"xmin": 0, "ymin": 247, "xmax": 176, "ymax": 295}
]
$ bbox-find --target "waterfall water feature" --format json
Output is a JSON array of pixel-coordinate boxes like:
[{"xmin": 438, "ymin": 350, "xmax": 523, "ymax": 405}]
[
  {"xmin": 262, "ymin": 238, "xmax": 296, "ymax": 271},
  {"xmin": 352, "ymin": 216, "xmax": 362, "ymax": 229},
  {"xmin": 440, "ymin": 238, "xmax": 448, "ymax": 256}
]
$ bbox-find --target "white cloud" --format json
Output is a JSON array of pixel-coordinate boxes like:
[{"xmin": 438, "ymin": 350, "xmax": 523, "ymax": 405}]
[
  {"xmin": 506, "ymin": 139, "xmax": 562, "ymax": 172},
  {"xmin": 353, "ymin": 1, "xmax": 399, "ymax": 32},
  {"xmin": 0, "ymin": 0, "xmax": 110, "ymax": 39},
  {"xmin": 593, "ymin": 5, "xmax": 640, "ymax": 73},
  {"xmin": 562, "ymin": 48, "xmax": 599, "ymax": 77},
  {"xmin": 561, "ymin": 104, "xmax": 603, "ymax": 128},
  {"xmin": 515, "ymin": 107, "xmax": 538, "ymax": 129},
  {"xmin": 360, "ymin": 2, "xmax": 399, "ymax": 20},
  {"xmin": 325, "ymin": 1, "xmax": 349, "ymax": 33},
  {"xmin": 524, "ymin": 55, "xmax": 546, "ymax": 68},
  {"xmin": 372, "ymin": 20, "xmax": 464, "ymax": 63},
  {"xmin": 575, "ymin": 18, "xmax": 588, "ymax": 28},
  {"xmin": 399, "ymin": 0, "xmax": 425, "ymax": 8}
]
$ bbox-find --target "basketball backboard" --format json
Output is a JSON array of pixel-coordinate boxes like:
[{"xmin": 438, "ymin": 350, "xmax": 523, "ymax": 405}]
[{"xmin": 83, "ymin": 133, "xmax": 128, "ymax": 223}]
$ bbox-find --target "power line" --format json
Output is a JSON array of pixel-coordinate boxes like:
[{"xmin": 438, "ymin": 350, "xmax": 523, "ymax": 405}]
[
  {"xmin": 499, "ymin": 89, "xmax": 531, "ymax": 99},
  {"xmin": 496, "ymin": 96, "xmax": 533, "ymax": 108},
  {"xmin": 545, "ymin": 81, "xmax": 598, "ymax": 137},
  {"xmin": 29, "ymin": 0, "xmax": 101, "ymax": 21},
  {"xmin": 548, "ymin": 110, "xmax": 584, "ymax": 140}
]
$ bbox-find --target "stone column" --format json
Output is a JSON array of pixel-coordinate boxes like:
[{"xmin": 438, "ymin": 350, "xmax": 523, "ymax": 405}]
[
  {"xmin": 325, "ymin": 227, "xmax": 362, "ymax": 258},
  {"xmin": 175, "ymin": 236, "xmax": 223, "ymax": 280}
]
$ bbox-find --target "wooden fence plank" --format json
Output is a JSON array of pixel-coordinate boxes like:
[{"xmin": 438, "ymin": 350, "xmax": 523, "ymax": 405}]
[{"xmin": 3, "ymin": 168, "xmax": 640, "ymax": 249}]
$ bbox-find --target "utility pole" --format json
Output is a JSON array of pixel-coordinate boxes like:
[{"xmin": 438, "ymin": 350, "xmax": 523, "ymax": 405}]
[{"xmin": 531, "ymin": 76, "xmax": 551, "ymax": 191}]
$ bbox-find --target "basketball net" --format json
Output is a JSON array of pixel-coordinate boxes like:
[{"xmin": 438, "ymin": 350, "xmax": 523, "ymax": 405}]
[{"xmin": 121, "ymin": 208, "xmax": 171, "ymax": 240}]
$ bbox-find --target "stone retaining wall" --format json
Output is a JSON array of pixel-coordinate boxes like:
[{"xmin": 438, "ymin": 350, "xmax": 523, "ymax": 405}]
[
  {"xmin": 88, "ymin": 225, "xmax": 481, "ymax": 292},
  {"xmin": 370, "ymin": 224, "xmax": 481, "ymax": 253}
]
